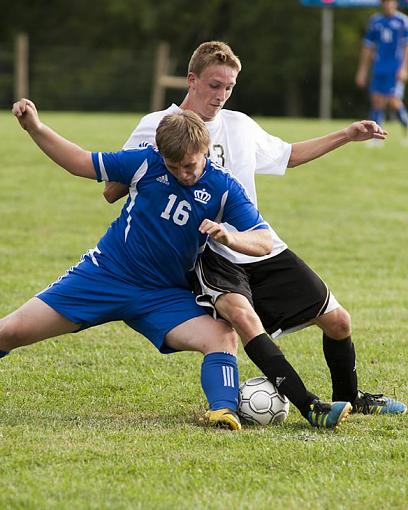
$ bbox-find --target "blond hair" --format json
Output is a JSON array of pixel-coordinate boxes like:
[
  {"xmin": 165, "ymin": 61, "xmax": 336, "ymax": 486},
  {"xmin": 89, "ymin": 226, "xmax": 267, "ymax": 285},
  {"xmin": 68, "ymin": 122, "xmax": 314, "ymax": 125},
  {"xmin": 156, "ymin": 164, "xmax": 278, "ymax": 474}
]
[
  {"xmin": 188, "ymin": 41, "xmax": 241, "ymax": 77},
  {"xmin": 155, "ymin": 110, "xmax": 210, "ymax": 162}
]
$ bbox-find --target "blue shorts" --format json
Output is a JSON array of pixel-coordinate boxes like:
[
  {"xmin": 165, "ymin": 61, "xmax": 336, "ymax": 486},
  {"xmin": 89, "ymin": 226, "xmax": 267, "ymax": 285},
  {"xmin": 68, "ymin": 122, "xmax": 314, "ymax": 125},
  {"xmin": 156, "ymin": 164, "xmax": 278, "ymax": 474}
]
[
  {"xmin": 37, "ymin": 257, "xmax": 207, "ymax": 354},
  {"xmin": 370, "ymin": 72, "xmax": 405, "ymax": 99}
]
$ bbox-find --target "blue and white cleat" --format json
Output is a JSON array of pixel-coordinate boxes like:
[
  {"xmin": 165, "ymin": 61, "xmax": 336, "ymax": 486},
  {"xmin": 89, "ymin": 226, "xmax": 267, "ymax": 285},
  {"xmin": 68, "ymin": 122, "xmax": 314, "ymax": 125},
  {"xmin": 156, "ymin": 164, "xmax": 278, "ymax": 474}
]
[
  {"xmin": 352, "ymin": 391, "xmax": 407, "ymax": 415},
  {"xmin": 308, "ymin": 400, "xmax": 352, "ymax": 430}
]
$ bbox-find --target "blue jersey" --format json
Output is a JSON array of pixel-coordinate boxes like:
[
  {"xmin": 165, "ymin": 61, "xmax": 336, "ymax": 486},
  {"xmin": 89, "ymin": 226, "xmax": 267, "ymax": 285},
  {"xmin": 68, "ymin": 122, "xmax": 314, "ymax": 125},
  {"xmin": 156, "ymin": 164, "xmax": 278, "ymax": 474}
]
[
  {"xmin": 364, "ymin": 11, "xmax": 408, "ymax": 74},
  {"xmin": 91, "ymin": 145, "xmax": 269, "ymax": 290}
]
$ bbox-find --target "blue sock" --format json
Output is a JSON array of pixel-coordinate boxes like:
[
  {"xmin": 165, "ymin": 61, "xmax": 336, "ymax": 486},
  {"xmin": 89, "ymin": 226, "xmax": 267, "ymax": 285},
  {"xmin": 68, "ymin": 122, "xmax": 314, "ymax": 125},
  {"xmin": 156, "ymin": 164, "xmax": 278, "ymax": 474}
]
[
  {"xmin": 370, "ymin": 109, "xmax": 385, "ymax": 126},
  {"xmin": 0, "ymin": 350, "xmax": 9, "ymax": 358},
  {"xmin": 396, "ymin": 106, "xmax": 408, "ymax": 128},
  {"xmin": 201, "ymin": 352, "xmax": 239, "ymax": 411}
]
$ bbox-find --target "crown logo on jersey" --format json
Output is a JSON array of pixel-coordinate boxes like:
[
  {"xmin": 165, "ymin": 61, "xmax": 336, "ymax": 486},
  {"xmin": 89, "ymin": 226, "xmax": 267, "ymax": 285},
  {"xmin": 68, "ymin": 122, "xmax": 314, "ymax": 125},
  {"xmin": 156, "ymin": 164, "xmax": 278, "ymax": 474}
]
[
  {"xmin": 156, "ymin": 174, "xmax": 170, "ymax": 186},
  {"xmin": 194, "ymin": 188, "xmax": 211, "ymax": 204}
]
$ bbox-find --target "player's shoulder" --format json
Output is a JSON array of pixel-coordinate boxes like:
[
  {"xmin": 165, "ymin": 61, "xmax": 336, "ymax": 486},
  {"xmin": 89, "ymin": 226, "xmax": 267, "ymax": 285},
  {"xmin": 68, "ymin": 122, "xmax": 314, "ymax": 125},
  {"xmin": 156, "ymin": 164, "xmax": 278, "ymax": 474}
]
[
  {"xmin": 369, "ymin": 13, "xmax": 384, "ymax": 25},
  {"xmin": 394, "ymin": 11, "xmax": 408, "ymax": 25},
  {"xmin": 206, "ymin": 159, "xmax": 246, "ymax": 189},
  {"xmin": 120, "ymin": 143, "xmax": 160, "ymax": 163},
  {"xmin": 139, "ymin": 104, "xmax": 182, "ymax": 127},
  {"xmin": 218, "ymin": 109, "xmax": 261, "ymax": 133},
  {"xmin": 219, "ymin": 108, "xmax": 253, "ymax": 124}
]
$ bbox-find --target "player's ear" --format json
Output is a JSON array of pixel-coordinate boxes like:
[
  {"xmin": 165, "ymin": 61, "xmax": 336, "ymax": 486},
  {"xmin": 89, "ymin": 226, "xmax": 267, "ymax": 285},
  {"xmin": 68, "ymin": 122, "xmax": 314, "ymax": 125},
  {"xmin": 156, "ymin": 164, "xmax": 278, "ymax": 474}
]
[{"xmin": 187, "ymin": 72, "xmax": 197, "ymax": 89}]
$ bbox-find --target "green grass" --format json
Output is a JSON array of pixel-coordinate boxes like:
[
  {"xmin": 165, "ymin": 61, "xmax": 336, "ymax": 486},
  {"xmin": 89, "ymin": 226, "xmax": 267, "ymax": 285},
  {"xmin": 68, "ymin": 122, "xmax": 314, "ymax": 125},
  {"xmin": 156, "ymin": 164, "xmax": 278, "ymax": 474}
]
[{"xmin": 0, "ymin": 111, "xmax": 407, "ymax": 509}]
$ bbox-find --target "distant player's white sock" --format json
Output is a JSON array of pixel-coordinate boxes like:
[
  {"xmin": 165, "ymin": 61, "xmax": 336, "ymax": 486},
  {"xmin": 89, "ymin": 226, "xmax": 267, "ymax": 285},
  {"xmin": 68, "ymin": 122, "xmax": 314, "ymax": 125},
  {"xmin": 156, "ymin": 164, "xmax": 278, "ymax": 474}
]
[{"xmin": 396, "ymin": 106, "xmax": 408, "ymax": 128}]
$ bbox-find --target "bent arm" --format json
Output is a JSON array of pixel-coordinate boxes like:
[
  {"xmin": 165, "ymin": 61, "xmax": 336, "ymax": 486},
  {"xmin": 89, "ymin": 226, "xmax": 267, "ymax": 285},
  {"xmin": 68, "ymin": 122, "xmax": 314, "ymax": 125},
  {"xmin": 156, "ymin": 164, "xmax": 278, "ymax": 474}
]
[
  {"xmin": 397, "ymin": 44, "xmax": 408, "ymax": 82},
  {"xmin": 355, "ymin": 45, "xmax": 374, "ymax": 88},
  {"xmin": 226, "ymin": 228, "xmax": 272, "ymax": 256},
  {"xmin": 13, "ymin": 99, "xmax": 95, "ymax": 179},
  {"xmin": 199, "ymin": 220, "xmax": 272, "ymax": 256},
  {"xmin": 103, "ymin": 182, "xmax": 129, "ymax": 202},
  {"xmin": 288, "ymin": 120, "xmax": 386, "ymax": 168}
]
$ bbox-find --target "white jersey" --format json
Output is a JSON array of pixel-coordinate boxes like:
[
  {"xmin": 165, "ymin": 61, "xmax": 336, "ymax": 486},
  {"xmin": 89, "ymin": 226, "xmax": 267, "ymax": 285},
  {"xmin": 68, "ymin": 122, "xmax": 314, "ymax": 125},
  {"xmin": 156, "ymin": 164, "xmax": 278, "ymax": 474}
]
[{"xmin": 124, "ymin": 104, "xmax": 292, "ymax": 264}]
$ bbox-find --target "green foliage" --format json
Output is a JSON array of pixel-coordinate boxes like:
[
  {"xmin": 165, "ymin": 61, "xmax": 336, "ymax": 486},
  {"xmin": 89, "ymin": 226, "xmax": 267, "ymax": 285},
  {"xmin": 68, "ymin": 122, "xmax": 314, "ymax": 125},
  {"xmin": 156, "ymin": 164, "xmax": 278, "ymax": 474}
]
[
  {"xmin": 0, "ymin": 0, "xmax": 398, "ymax": 116},
  {"xmin": 1, "ymin": 112, "xmax": 407, "ymax": 509}
]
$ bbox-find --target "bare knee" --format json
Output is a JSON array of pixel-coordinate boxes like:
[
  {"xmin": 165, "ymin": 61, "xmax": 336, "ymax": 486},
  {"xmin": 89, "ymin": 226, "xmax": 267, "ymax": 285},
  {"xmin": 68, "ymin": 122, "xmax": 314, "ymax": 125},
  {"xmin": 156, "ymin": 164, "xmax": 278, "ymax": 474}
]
[
  {"xmin": 0, "ymin": 316, "xmax": 28, "ymax": 351},
  {"xmin": 316, "ymin": 307, "xmax": 352, "ymax": 340},
  {"xmin": 216, "ymin": 294, "xmax": 264, "ymax": 343},
  {"xmin": 371, "ymin": 93, "xmax": 386, "ymax": 110},
  {"xmin": 165, "ymin": 315, "xmax": 239, "ymax": 355},
  {"xmin": 220, "ymin": 325, "xmax": 239, "ymax": 354},
  {"xmin": 227, "ymin": 305, "xmax": 259, "ymax": 333},
  {"xmin": 204, "ymin": 321, "xmax": 238, "ymax": 355},
  {"xmin": 389, "ymin": 97, "xmax": 402, "ymax": 110}
]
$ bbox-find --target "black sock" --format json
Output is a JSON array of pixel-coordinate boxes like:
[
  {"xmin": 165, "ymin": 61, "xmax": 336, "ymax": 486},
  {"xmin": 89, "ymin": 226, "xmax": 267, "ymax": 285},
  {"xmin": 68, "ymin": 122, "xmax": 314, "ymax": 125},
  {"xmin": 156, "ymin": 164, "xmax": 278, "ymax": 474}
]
[
  {"xmin": 0, "ymin": 350, "xmax": 9, "ymax": 358},
  {"xmin": 323, "ymin": 334, "xmax": 358, "ymax": 402},
  {"xmin": 244, "ymin": 333, "xmax": 317, "ymax": 418}
]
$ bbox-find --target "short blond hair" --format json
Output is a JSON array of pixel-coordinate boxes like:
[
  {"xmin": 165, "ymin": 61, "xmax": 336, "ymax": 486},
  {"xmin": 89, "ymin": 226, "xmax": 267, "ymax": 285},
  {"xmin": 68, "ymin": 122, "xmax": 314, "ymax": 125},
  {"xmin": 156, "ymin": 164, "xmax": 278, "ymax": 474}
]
[
  {"xmin": 155, "ymin": 110, "xmax": 210, "ymax": 162},
  {"xmin": 188, "ymin": 41, "xmax": 241, "ymax": 77}
]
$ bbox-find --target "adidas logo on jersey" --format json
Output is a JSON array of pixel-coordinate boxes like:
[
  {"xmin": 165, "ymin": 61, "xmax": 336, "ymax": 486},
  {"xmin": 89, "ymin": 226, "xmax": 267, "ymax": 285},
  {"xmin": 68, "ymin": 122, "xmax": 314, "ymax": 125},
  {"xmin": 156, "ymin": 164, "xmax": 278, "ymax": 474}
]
[
  {"xmin": 156, "ymin": 174, "xmax": 169, "ymax": 186},
  {"xmin": 194, "ymin": 188, "xmax": 211, "ymax": 204}
]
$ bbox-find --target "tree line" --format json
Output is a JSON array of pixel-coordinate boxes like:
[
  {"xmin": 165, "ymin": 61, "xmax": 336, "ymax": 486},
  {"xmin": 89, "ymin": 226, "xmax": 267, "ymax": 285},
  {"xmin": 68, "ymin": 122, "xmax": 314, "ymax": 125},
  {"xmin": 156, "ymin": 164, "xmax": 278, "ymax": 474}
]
[{"xmin": 0, "ymin": 0, "xmax": 383, "ymax": 117}]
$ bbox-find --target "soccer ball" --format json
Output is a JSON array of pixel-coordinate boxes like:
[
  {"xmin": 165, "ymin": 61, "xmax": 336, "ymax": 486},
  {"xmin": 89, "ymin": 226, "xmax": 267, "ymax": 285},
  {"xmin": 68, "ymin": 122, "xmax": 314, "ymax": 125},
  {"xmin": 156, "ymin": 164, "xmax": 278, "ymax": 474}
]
[{"xmin": 238, "ymin": 376, "xmax": 289, "ymax": 425}]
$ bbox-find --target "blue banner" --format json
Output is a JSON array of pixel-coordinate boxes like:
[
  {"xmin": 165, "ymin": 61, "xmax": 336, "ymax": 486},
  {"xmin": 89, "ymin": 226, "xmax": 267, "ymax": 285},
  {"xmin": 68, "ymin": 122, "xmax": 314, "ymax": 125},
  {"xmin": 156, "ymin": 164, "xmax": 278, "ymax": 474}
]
[{"xmin": 300, "ymin": 0, "xmax": 408, "ymax": 7}]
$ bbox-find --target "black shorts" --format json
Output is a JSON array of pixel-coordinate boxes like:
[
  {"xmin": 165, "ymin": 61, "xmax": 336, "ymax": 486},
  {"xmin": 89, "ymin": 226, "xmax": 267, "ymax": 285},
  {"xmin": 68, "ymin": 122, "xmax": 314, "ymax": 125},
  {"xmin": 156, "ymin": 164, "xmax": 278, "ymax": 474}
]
[{"xmin": 193, "ymin": 246, "xmax": 333, "ymax": 338}]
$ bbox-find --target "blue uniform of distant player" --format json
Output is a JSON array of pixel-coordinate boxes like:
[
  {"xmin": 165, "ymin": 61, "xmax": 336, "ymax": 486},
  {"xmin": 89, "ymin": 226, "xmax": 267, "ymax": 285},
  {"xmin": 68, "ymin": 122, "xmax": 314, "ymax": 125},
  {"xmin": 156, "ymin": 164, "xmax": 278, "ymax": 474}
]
[
  {"xmin": 357, "ymin": 2, "xmax": 408, "ymax": 132},
  {"xmin": 364, "ymin": 9, "xmax": 408, "ymax": 97},
  {"xmin": 37, "ymin": 144, "xmax": 269, "ymax": 353}
]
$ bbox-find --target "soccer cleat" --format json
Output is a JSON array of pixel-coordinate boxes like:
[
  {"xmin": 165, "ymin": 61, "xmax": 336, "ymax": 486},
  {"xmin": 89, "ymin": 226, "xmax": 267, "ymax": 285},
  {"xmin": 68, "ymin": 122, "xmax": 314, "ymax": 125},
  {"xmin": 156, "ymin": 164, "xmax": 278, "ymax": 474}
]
[
  {"xmin": 352, "ymin": 390, "xmax": 407, "ymax": 416},
  {"xmin": 307, "ymin": 400, "xmax": 352, "ymax": 430},
  {"xmin": 199, "ymin": 408, "xmax": 242, "ymax": 431}
]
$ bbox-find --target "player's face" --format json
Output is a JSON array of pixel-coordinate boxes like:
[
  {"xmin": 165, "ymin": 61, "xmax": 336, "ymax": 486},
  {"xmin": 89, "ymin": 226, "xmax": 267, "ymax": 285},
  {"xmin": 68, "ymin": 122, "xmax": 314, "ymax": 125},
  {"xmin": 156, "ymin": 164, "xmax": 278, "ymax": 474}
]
[
  {"xmin": 188, "ymin": 64, "xmax": 238, "ymax": 121},
  {"xmin": 164, "ymin": 150, "xmax": 207, "ymax": 186},
  {"xmin": 381, "ymin": 0, "xmax": 397, "ymax": 15}
]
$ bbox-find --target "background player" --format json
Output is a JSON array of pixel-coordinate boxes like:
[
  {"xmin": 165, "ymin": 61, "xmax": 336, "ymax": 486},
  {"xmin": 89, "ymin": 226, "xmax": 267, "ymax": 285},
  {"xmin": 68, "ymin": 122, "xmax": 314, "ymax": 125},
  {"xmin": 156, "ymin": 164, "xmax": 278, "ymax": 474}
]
[
  {"xmin": 103, "ymin": 41, "xmax": 406, "ymax": 418},
  {"xmin": 356, "ymin": 0, "xmax": 408, "ymax": 136},
  {"xmin": 3, "ymin": 100, "xmax": 277, "ymax": 431}
]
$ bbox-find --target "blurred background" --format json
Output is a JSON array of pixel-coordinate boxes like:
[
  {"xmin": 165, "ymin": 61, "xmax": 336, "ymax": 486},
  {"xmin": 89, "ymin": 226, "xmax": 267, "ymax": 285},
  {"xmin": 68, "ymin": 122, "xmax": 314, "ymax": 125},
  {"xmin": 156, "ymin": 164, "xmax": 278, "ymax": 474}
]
[{"xmin": 1, "ymin": 0, "xmax": 407, "ymax": 118}]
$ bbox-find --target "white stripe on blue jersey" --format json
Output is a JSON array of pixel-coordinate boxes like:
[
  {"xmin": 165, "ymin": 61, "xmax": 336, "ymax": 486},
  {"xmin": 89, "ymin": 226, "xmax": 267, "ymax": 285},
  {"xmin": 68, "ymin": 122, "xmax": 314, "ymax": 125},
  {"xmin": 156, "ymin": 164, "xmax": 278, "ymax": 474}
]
[{"xmin": 91, "ymin": 146, "xmax": 270, "ymax": 289}]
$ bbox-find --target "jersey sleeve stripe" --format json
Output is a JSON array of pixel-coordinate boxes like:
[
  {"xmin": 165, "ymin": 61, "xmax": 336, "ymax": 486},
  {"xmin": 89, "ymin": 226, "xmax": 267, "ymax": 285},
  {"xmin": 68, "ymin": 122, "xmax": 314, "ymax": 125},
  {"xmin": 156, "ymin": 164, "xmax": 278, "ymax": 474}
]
[
  {"xmin": 124, "ymin": 159, "xmax": 149, "ymax": 241},
  {"xmin": 214, "ymin": 190, "xmax": 228, "ymax": 223},
  {"xmin": 98, "ymin": 153, "xmax": 109, "ymax": 181}
]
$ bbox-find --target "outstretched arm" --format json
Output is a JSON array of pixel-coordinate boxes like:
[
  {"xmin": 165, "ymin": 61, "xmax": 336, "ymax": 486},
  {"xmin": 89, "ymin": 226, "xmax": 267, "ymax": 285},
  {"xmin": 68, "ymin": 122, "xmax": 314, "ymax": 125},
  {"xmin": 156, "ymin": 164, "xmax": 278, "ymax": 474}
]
[
  {"xmin": 287, "ymin": 120, "xmax": 387, "ymax": 168},
  {"xmin": 199, "ymin": 220, "xmax": 272, "ymax": 257},
  {"xmin": 12, "ymin": 98, "xmax": 95, "ymax": 179}
]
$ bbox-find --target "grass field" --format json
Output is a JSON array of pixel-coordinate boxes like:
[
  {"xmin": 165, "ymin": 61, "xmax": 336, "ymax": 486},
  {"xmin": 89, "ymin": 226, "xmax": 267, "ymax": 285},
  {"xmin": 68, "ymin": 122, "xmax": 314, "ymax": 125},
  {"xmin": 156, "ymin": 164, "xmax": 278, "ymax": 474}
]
[{"xmin": 0, "ymin": 111, "xmax": 407, "ymax": 510}]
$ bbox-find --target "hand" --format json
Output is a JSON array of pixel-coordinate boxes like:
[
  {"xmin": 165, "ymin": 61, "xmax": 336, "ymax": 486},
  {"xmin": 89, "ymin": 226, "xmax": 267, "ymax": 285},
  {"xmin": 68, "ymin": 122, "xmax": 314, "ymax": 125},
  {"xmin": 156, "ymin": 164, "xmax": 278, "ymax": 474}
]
[
  {"xmin": 355, "ymin": 70, "xmax": 367, "ymax": 89},
  {"xmin": 198, "ymin": 219, "xmax": 231, "ymax": 246},
  {"xmin": 344, "ymin": 120, "xmax": 387, "ymax": 142},
  {"xmin": 12, "ymin": 98, "xmax": 41, "ymax": 132}
]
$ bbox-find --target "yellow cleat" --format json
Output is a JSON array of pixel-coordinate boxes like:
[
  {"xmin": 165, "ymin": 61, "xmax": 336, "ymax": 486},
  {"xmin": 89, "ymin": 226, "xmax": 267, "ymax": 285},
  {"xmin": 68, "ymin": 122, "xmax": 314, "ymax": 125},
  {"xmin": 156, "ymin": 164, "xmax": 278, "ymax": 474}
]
[{"xmin": 199, "ymin": 408, "xmax": 242, "ymax": 431}]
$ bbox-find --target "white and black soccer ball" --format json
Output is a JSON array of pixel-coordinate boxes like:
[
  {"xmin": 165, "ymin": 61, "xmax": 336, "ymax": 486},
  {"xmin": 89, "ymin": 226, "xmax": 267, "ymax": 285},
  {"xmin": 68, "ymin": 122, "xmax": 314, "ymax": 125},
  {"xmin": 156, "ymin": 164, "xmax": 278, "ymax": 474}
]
[{"xmin": 238, "ymin": 376, "xmax": 289, "ymax": 425}]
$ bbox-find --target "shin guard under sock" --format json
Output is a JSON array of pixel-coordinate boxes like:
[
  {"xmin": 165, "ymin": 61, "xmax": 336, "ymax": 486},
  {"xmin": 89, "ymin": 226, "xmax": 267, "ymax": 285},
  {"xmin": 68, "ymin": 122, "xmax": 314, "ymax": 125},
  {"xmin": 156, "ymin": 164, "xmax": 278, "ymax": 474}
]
[
  {"xmin": 323, "ymin": 334, "xmax": 358, "ymax": 402},
  {"xmin": 201, "ymin": 352, "xmax": 239, "ymax": 411},
  {"xmin": 244, "ymin": 333, "xmax": 317, "ymax": 418}
]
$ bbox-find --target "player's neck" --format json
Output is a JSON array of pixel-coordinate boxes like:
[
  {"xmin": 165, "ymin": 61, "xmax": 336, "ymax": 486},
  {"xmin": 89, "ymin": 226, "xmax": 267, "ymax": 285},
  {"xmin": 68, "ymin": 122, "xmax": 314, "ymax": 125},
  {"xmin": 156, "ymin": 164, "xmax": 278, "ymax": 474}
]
[
  {"xmin": 179, "ymin": 94, "xmax": 217, "ymax": 123},
  {"xmin": 179, "ymin": 95, "xmax": 200, "ymax": 118}
]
